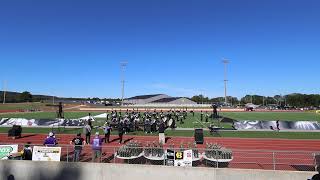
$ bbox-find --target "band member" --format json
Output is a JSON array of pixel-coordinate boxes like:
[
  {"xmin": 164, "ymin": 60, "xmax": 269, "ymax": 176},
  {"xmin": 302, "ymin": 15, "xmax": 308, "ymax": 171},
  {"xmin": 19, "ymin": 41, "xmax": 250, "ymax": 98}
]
[
  {"xmin": 83, "ymin": 123, "xmax": 92, "ymax": 144},
  {"xmin": 104, "ymin": 122, "xmax": 112, "ymax": 143},
  {"xmin": 205, "ymin": 112, "xmax": 209, "ymax": 122},
  {"xmin": 151, "ymin": 119, "xmax": 157, "ymax": 132},
  {"xmin": 88, "ymin": 118, "xmax": 93, "ymax": 129},
  {"xmin": 201, "ymin": 111, "xmax": 203, "ymax": 121},
  {"xmin": 145, "ymin": 119, "xmax": 152, "ymax": 134},
  {"xmin": 170, "ymin": 119, "xmax": 176, "ymax": 130},
  {"xmin": 276, "ymin": 120, "xmax": 280, "ymax": 131},
  {"xmin": 213, "ymin": 104, "xmax": 218, "ymax": 118},
  {"xmin": 118, "ymin": 121, "xmax": 125, "ymax": 144}
]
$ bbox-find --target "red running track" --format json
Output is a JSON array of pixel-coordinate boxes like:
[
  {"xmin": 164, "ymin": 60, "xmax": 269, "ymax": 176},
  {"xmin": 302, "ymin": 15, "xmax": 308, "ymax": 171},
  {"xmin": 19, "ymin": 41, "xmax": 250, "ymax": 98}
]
[{"xmin": 1, "ymin": 133, "xmax": 319, "ymax": 171}]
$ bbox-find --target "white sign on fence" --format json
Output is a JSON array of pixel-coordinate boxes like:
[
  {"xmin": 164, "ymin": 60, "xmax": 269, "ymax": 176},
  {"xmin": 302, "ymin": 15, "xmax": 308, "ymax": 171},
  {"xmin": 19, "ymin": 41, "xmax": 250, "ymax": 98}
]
[
  {"xmin": 174, "ymin": 150, "xmax": 193, "ymax": 167},
  {"xmin": 0, "ymin": 145, "xmax": 18, "ymax": 160},
  {"xmin": 32, "ymin": 146, "xmax": 61, "ymax": 162}
]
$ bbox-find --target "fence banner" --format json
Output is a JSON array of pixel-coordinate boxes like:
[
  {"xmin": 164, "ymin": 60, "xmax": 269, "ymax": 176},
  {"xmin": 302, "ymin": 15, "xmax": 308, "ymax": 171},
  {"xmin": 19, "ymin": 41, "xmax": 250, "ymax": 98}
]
[
  {"xmin": 32, "ymin": 146, "xmax": 61, "ymax": 162},
  {"xmin": 174, "ymin": 150, "xmax": 193, "ymax": 167},
  {"xmin": 234, "ymin": 121, "xmax": 320, "ymax": 130},
  {"xmin": 0, "ymin": 118, "xmax": 86, "ymax": 127},
  {"xmin": 0, "ymin": 145, "xmax": 18, "ymax": 160}
]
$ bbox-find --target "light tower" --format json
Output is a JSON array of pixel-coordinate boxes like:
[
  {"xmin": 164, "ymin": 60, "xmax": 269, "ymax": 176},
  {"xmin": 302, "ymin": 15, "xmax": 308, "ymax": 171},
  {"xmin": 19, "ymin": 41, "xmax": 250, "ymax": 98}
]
[
  {"xmin": 120, "ymin": 61, "xmax": 128, "ymax": 106},
  {"xmin": 222, "ymin": 59, "xmax": 229, "ymax": 105}
]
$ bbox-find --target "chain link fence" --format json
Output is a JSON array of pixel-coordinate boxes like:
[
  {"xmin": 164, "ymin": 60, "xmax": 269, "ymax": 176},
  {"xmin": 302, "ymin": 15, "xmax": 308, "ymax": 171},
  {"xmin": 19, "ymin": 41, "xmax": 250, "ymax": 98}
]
[{"xmin": 2, "ymin": 143, "xmax": 318, "ymax": 172}]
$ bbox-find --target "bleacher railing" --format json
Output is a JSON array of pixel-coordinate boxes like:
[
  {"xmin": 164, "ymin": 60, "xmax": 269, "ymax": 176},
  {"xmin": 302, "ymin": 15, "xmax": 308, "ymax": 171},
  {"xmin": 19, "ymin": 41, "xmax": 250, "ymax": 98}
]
[{"xmin": 2, "ymin": 143, "xmax": 318, "ymax": 172}]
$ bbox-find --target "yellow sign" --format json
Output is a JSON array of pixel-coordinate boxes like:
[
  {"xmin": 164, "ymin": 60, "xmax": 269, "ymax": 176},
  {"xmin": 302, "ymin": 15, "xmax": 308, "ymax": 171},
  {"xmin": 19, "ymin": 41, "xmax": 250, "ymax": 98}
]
[{"xmin": 175, "ymin": 152, "xmax": 183, "ymax": 160}]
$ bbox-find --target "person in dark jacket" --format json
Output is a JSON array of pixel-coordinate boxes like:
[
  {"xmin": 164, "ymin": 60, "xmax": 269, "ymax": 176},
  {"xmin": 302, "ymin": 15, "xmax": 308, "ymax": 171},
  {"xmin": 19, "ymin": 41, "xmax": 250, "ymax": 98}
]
[
  {"xmin": 21, "ymin": 142, "xmax": 32, "ymax": 160},
  {"xmin": 118, "ymin": 121, "xmax": 124, "ymax": 144}
]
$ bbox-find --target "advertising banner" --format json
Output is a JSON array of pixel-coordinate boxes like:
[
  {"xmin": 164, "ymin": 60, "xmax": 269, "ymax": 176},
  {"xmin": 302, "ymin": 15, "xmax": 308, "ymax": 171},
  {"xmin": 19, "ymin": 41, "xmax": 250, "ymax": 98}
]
[
  {"xmin": 0, "ymin": 145, "xmax": 18, "ymax": 160},
  {"xmin": 174, "ymin": 150, "xmax": 193, "ymax": 167},
  {"xmin": 32, "ymin": 146, "xmax": 61, "ymax": 162}
]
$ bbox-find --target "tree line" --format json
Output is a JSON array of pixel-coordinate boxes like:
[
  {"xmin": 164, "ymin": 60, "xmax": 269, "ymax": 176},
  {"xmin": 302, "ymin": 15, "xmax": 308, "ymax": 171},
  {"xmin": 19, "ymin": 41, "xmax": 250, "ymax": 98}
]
[
  {"xmin": 1, "ymin": 91, "xmax": 319, "ymax": 108},
  {"xmin": 0, "ymin": 91, "xmax": 121, "ymax": 104},
  {"xmin": 191, "ymin": 93, "xmax": 320, "ymax": 108}
]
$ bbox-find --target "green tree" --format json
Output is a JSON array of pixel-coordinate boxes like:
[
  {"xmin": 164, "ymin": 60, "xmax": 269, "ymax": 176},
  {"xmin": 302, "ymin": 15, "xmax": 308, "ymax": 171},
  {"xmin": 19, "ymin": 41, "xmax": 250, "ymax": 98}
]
[{"xmin": 19, "ymin": 91, "xmax": 33, "ymax": 102}]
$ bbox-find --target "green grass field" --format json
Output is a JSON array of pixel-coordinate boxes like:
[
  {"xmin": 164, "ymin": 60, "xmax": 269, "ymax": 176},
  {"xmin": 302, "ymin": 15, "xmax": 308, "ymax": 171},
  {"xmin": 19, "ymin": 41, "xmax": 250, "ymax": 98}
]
[
  {"xmin": 0, "ymin": 102, "xmax": 44, "ymax": 110},
  {"xmin": 1, "ymin": 111, "xmax": 320, "ymax": 139}
]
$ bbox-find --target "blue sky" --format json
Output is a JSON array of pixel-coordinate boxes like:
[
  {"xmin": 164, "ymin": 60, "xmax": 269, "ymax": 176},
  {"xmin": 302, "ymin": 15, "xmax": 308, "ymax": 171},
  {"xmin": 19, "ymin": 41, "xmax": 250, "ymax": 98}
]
[{"xmin": 0, "ymin": 0, "xmax": 319, "ymax": 98}]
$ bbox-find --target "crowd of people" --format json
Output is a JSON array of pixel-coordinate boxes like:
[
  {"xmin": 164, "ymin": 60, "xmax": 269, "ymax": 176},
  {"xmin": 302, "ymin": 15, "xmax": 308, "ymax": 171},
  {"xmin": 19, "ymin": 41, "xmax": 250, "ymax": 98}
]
[{"xmin": 107, "ymin": 110, "xmax": 190, "ymax": 132}]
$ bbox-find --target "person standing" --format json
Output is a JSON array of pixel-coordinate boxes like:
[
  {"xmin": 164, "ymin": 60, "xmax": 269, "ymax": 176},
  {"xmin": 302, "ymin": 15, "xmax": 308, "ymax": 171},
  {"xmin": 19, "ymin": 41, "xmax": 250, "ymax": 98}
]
[
  {"xmin": 205, "ymin": 112, "xmax": 209, "ymax": 122},
  {"xmin": 158, "ymin": 121, "xmax": 166, "ymax": 145},
  {"xmin": 276, "ymin": 120, "xmax": 280, "ymax": 131},
  {"xmin": 83, "ymin": 123, "xmax": 92, "ymax": 144},
  {"xmin": 88, "ymin": 118, "xmax": 93, "ymax": 129},
  {"xmin": 118, "ymin": 121, "xmax": 124, "ymax": 144},
  {"xmin": 21, "ymin": 142, "xmax": 32, "ymax": 160},
  {"xmin": 91, "ymin": 132, "xmax": 103, "ymax": 163},
  {"xmin": 70, "ymin": 133, "xmax": 86, "ymax": 162},
  {"xmin": 200, "ymin": 111, "xmax": 203, "ymax": 121},
  {"xmin": 43, "ymin": 132, "xmax": 58, "ymax": 147},
  {"xmin": 104, "ymin": 122, "xmax": 112, "ymax": 143}
]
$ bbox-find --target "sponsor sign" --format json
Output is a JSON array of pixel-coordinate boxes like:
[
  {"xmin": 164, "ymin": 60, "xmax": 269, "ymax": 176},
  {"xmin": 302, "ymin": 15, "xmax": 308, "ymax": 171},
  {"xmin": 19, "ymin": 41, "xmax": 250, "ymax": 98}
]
[
  {"xmin": 174, "ymin": 150, "xmax": 193, "ymax": 167},
  {"xmin": 0, "ymin": 145, "xmax": 18, "ymax": 160},
  {"xmin": 32, "ymin": 146, "xmax": 61, "ymax": 162}
]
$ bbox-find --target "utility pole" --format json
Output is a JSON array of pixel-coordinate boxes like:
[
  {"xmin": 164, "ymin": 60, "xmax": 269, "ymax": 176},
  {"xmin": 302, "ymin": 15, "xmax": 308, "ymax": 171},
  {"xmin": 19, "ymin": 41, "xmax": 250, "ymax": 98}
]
[
  {"xmin": 222, "ymin": 59, "xmax": 229, "ymax": 105},
  {"xmin": 120, "ymin": 61, "xmax": 128, "ymax": 106},
  {"xmin": 2, "ymin": 81, "xmax": 6, "ymax": 104}
]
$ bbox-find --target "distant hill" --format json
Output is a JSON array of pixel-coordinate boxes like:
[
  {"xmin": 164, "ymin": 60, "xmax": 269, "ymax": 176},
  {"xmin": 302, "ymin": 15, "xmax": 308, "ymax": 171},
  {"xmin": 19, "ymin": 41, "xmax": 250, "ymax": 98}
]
[{"xmin": 0, "ymin": 91, "xmax": 87, "ymax": 103}]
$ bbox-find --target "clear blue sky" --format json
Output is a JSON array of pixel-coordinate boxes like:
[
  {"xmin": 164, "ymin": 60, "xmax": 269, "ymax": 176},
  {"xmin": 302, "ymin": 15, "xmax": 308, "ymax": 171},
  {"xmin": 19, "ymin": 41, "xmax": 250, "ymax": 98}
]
[{"xmin": 0, "ymin": 0, "xmax": 319, "ymax": 98}]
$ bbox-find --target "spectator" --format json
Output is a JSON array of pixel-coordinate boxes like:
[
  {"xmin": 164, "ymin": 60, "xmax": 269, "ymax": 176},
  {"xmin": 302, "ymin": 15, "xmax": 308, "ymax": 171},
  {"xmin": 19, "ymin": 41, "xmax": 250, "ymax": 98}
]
[
  {"xmin": 311, "ymin": 167, "xmax": 320, "ymax": 180},
  {"xmin": 70, "ymin": 133, "xmax": 86, "ymax": 162},
  {"xmin": 91, "ymin": 132, "xmax": 103, "ymax": 163},
  {"xmin": 158, "ymin": 121, "xmax": 166, "ymax": 145},
  {"xmin": 43, "ymin": 132, "xmax": 57, "ymax": 147},
  {"xmin": 103, "ymin": 122, "xmax": 112, "ymax": 143},
  {"xmin": 21, "ymin": 142, "xmax": 32, "ymax": 160},
  {"xmin": 83, "ymin": 123, "xmax": 92, "ymax": 144}
]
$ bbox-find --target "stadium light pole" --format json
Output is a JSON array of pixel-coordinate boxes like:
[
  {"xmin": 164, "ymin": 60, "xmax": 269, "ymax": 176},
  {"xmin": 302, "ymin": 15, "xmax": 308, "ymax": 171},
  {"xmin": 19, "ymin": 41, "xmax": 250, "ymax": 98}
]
[
  {"xmin": 222, "ymin": 59, "xmax": 229, "ymax": 105},
  {"xmin": 120, "ymin": 61, "xmax": 128, "ymax": 106}
]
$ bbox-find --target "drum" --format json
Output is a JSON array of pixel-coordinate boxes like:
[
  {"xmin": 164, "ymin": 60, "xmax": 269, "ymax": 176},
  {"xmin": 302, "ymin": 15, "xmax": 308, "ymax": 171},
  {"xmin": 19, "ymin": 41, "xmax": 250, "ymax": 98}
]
[
  {"xmin": 163, "ymin": 117, "xmax": 168, "ymax": 123},
  {"xmin": 134, "ymin": 118, "xmax": 140, "ymax": 123},
  {"xmin": 167, "ymin": 119, "xmax": 173, "ymax": 127}
]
